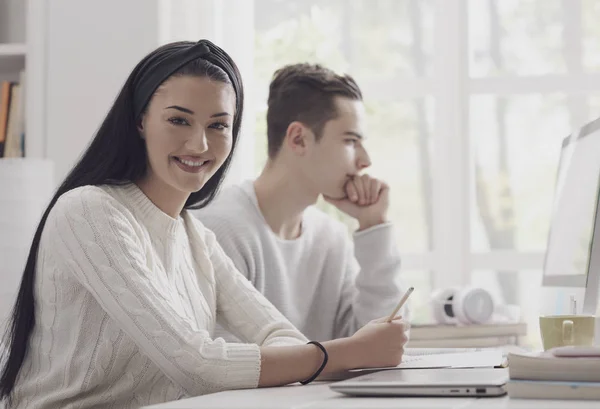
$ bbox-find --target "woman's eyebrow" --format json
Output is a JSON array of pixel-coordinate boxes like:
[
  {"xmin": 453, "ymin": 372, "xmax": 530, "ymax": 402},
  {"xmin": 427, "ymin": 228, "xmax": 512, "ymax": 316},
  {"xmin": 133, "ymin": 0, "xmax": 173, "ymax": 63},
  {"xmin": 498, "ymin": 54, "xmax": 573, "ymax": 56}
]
[
  {"xmin": 211, "ymin": 112, "xmax": 231, "ymax": 118},
  {"xmin": 165, "ymin": 105, "xmax": 194, "ymax": 114}
]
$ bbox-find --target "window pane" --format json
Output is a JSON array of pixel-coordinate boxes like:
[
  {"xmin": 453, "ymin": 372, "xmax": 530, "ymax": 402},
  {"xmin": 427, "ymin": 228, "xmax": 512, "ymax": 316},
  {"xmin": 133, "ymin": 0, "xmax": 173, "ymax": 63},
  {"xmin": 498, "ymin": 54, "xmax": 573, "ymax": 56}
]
[
  {"xmin": 470, "ymin": 94, "xmax": 572, "ymax": 252},
  {"xmin": 583, "ymin": 0, "xmax": 600, "ymax": 72},
  {"xmin": 472, "ymin": 270, "xmax": 542, "ymax": 350},
  {"xmin": 468, "ymin": 0, "xmax": 565, "ymax": 77},
  {"xmin": 350, "ymin": 0, "xmax": 435, "ymax": 80},
  {"xmin": 364, "ymin": 98, "xmax": 434, "ymax": 252},
  {"xmin": 254, "ymin": 0, "xmax": 434, "ymax": 83}
]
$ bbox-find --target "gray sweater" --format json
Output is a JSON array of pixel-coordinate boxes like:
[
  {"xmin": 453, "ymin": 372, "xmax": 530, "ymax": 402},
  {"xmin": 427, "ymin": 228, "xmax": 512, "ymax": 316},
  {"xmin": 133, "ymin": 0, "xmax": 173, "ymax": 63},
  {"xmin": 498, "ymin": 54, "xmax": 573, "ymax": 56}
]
[{"xmin": 196, "ymin": 180, "xmax": 410, "ymax": 341}]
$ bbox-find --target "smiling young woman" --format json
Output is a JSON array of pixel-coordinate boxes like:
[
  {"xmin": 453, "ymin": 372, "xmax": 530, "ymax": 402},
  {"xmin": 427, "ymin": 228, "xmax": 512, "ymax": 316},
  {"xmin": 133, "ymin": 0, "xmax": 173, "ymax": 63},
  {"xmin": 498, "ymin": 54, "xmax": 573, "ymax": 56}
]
[{"xmin": 0, "ymin": 40, "xmax": 407, "ymax": 409}]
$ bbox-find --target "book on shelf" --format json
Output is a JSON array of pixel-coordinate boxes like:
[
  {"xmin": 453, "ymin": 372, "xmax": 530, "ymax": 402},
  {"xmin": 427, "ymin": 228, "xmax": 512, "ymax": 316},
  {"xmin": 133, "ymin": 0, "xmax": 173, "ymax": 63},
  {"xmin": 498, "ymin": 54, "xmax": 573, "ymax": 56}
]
[
  {"xmin": 507, "ymin": 379, "xmax": 600, "ymax": 400},
  {"xmin": 0, "ymin": 80, "xmax": 11, "ymax": 157},
  {"xmin": 507, "ymin": 351, "xmax": 600, "ymax": 382},
  {"xmin": 409, "ymin": 322, "xmax": 527, "ymax": 340},
  {"xmin": 0, "ymin": 73, "xmax": 25, "ymax": 159}
]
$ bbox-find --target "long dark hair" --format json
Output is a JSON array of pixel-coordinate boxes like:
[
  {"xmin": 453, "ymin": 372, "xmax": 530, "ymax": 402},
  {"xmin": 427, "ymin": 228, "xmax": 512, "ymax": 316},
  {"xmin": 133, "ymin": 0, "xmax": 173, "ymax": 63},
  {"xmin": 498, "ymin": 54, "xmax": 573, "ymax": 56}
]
[{"xmin": 0, "ymin": 39, "xmax": 244, "ymax": 399}]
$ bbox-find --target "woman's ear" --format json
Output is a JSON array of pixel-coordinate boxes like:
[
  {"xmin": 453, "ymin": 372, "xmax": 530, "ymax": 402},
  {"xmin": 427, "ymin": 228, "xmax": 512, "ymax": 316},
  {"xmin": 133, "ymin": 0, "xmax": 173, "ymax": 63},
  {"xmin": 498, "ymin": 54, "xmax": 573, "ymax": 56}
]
[{"xmin": 137, "ymin": 117, "xmax": 145, "ymax": 139}]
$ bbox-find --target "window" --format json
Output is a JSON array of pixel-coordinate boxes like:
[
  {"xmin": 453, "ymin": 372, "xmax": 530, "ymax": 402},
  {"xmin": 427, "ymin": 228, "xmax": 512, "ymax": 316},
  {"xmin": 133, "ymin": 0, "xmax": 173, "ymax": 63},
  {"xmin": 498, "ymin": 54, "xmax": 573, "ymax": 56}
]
[{"xmin": 225, "ymin": 0, "xmax": 600, "ymax": 343}]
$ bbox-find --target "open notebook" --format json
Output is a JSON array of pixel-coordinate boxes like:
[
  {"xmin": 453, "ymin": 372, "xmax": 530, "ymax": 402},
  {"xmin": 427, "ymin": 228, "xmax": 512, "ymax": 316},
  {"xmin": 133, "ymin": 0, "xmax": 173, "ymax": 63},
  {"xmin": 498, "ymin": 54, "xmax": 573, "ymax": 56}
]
[
  {"xmin": 350, "ymin": 348, "xmax": 505, "ymax": 372},
  {"xmin": 320, "ymin": 348, "xmax": 505, "ymax": 381}
]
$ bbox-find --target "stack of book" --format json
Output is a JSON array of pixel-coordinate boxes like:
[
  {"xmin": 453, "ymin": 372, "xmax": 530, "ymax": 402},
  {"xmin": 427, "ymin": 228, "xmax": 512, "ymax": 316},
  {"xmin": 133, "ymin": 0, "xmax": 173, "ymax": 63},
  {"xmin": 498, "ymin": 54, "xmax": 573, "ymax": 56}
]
[
  {"xmin": 507, "ymin": 351, "xmax": 600, "ymax": 399},
  {"xmin": 407, "ymin": 322, "xmax": 527, "ymax": 348}
]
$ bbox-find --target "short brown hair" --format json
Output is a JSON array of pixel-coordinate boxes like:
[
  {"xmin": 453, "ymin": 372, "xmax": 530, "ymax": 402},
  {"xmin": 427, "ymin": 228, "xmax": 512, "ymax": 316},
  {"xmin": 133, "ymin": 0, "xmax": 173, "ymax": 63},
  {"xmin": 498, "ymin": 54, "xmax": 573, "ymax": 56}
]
[{"xmin": 266, "ymin": 63, "xmax": 363, "ymax": 158}]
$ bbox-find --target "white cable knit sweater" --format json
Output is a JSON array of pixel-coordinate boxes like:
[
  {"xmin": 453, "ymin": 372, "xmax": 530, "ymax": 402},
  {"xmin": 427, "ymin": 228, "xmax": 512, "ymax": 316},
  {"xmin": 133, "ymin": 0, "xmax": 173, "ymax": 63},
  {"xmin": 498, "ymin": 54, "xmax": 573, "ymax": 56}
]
[{"xmin": 9, "ymin": 183, "xmax": 307, "ymax": 409}]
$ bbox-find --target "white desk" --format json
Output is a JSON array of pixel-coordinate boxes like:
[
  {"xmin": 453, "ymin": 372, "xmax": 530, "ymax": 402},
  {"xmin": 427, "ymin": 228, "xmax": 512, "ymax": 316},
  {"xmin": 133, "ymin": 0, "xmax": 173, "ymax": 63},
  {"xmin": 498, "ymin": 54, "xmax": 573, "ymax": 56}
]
[{"xmin": 142, "ymin": 382, "xmax": 600, "ymax": 409}]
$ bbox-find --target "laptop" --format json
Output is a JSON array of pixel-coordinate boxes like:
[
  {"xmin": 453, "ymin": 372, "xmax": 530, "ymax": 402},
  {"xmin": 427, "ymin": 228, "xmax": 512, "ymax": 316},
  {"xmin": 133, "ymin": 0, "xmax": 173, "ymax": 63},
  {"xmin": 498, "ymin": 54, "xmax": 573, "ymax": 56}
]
[{"xmin": 330, "ymin": 367, "xmax": 508, "ymax": 397}]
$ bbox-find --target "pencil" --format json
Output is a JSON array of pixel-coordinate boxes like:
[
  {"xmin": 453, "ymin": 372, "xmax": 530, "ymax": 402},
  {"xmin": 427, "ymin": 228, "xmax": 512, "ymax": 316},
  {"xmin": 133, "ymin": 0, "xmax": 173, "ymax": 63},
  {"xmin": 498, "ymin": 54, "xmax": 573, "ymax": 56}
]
[{"xmin": 385, "ymin": 286, "xmax": 414, "ymax": 323}]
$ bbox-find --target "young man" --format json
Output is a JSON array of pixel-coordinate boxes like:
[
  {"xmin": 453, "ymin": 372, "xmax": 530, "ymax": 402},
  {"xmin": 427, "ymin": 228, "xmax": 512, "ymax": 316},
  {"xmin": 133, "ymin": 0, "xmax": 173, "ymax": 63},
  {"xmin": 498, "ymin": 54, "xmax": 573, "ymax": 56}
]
[{"xmin": 196, "ymin": 63, "xmax": 410, "ymax": 341}]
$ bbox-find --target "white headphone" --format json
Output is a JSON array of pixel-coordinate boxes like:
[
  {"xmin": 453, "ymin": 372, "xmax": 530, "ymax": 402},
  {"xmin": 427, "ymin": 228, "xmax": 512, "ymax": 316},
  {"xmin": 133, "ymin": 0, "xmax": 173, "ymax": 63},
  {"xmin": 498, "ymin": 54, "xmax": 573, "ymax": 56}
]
[{"xmin": 431, "ymin": 287, "xmax": 495, "ymax": 325}]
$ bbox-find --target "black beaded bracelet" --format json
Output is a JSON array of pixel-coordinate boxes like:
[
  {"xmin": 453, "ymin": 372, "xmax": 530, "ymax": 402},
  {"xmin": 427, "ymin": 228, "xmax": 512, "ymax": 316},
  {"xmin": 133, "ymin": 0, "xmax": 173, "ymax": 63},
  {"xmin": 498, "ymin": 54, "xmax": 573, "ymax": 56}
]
[{"xmin": 300, "ymin": 341, "xmax": 328, "ymax": 385}]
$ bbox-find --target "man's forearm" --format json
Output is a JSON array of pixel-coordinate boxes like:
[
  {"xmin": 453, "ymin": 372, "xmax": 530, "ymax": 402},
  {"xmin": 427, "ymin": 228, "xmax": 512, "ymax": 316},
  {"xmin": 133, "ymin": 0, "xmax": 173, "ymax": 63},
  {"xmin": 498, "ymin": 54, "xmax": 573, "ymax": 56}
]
[{"xmin": 353, "ymin": 223, "xmax": 406, "ymax": 319}]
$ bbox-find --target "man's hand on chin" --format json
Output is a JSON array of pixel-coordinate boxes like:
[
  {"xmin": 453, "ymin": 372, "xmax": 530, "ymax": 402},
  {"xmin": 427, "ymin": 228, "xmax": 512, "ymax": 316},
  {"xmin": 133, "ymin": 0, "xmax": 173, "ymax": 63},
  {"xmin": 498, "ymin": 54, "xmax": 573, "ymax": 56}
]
[{"xmin": 323, "ymin": 174, "xmax": 390, "ymax": 231}]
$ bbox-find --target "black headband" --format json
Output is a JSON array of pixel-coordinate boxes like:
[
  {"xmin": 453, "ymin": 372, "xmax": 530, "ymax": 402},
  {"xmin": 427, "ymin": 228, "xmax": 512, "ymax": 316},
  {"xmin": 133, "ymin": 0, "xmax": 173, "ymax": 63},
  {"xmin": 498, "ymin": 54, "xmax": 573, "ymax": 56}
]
[{"xmin": 132, "ymin": 41, "xmax": 211, "ymax": 119}]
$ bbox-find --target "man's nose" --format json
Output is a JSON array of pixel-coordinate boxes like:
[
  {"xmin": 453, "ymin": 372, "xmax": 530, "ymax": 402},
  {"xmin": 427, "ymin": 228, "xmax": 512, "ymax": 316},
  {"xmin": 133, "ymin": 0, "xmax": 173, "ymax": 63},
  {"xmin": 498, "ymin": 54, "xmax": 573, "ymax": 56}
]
[{"xmin": 357, "ymin": 149, "xmax": 372, "ymax": 170}]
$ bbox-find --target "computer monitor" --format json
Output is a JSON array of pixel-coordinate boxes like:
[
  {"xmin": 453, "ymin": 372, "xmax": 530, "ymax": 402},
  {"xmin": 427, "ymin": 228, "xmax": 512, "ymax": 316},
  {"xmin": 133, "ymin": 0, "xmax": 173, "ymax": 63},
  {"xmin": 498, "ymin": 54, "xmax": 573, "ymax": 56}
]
[{"xmin": 542, "ymin": 117, "xmax": 600, "ymax": 315}]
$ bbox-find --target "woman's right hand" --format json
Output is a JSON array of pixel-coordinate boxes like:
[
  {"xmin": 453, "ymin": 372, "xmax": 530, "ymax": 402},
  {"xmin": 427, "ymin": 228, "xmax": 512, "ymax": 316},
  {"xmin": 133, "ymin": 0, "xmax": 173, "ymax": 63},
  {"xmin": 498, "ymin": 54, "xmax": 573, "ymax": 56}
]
[
  {"xmin": 258, "ymin": 316, "xmax": 409, "ymax": 387},
  {"xmin": 345, "ymin": 316, "xmax": 409, "ymax": 369}
]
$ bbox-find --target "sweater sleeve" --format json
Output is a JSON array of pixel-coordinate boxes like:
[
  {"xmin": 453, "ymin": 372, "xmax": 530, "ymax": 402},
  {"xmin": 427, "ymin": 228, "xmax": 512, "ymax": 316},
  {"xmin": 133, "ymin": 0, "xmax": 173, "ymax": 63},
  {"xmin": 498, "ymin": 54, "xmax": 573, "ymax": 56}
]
[
  {"xmin": 204, "ymin": 228, "xmax": 308, "ymax": 347},
  {"xmin": 333, "ymin": 222, "xmax": 411, "ymax": 338},
  {"xmin": 46, "ymin": 188, "xmax": 263, "ymax": 396}
]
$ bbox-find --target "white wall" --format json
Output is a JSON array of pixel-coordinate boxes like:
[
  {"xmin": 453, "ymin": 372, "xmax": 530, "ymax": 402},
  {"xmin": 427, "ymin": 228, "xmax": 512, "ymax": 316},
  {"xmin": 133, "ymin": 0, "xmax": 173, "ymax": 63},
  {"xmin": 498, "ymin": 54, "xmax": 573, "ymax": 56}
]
[{"xmin": 44, "ymin": 0, "xmax": 161, "ymax": 184}]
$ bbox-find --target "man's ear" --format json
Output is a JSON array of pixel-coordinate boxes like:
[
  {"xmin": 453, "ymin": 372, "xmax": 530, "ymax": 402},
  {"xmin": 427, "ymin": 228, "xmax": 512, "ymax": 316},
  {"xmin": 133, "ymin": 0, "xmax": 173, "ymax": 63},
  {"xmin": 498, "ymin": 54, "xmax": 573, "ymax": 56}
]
[{"xmin": 285, "ymin": 121, "xmax": 310, "ymax": 155}]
